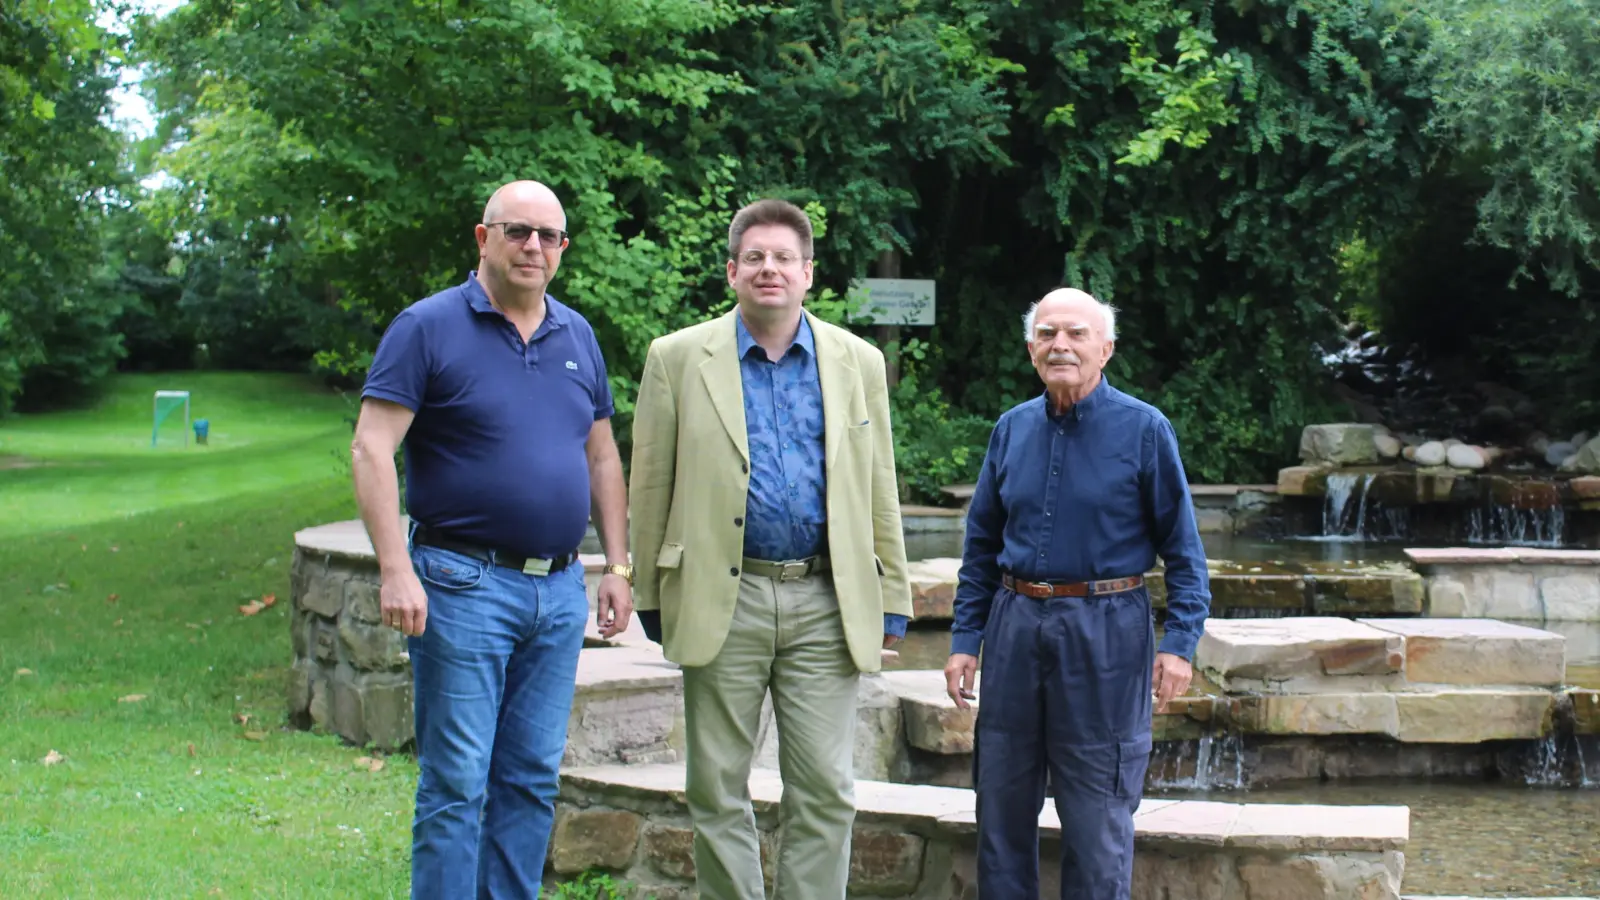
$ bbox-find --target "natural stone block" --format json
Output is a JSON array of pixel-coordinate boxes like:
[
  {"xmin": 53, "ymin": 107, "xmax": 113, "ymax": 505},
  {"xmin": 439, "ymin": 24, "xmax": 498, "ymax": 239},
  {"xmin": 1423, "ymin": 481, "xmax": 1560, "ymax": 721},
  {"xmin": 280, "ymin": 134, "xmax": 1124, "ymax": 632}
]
[
  {"xmin": 1424, "ymin": 577, "xmax": 1468, "ymax": 617},
  {"xmin": 1540, "ymin": 573, "xmax": 1600, "ymax": 621},
  {"xmin": 1571, "ymin": 475, "xmax": 1600, "ymax": 499},
  {"xmin": 1226, "ymin": 804, "xmax": 1407, "ymax": 853},
  {"xmin": 1236, "ymin": 852, "xmax": 1401, "ymax": 900},
  {"xmin": 1359, "ymin": 618, "xmax": 1565, "ymax": 687},
  {"xmin": 902, "ymin": 696, "xmax": 975, "ymax": 755},
  {"xmin": 338, "ymin": 615, "xmax": 408, "ymax": 671},
  {"xmin": 1212, "ymin": 574, "xmax": 1307, "ymax": 612},
  {"xmin": 331, "ymin": 662, "xmax": 368, "ymax": 746},
  {"xmin": 848, "ymin": 828, "xmax": 925, "ymax": 895},
  {"xmin": 1308, "ymin": 572, "xmax": 1423, "ymax": 616},
  {"xmin": 1276, "ymin": 465, "xmax": 1329, "ymax": 497},
  {"xmin": 362, "ymin": 674, "xmax": 414, "ymax": 751},
  {"xmin": 308, "ymin": 670, "xmax": 331, "ymax": 729},
  {"xmin": 568, "ymin": 686, "xmax": 683, "ymax": 768},
  {"xmin": 1392, "ymin": 690, "xmax": 1554, "ymax": 742},
  {"xmin": 1300, "ymin": 424, "xmax": 1379, "ymax": 465},
  {"xmin": 549, "ymin": 808, "xmax": 643, "ymax": 874},
  {"xmin": 1232, "ymin": 694, "xmax": 1398, "ymax": 737},
  {"xmin": 1196, "ymin": 619, "xmax": 1403, "ymax": 691},
  {"xmin": 643, "ymin": 824, "xmax": 696, "ymax": 880},
  {"xmin": 1570, "ymin": 689, "xmax": 1600, "ymax": 735},
  {"xmin": 1132, "ymin": 850, "xmax": 1239, "ymax": 899},
  {"xmin": 1472, "ymin": 569, "xmax": 1539, "ymax": 619},
  {"xmin": 287, "ymin": 659, "xmax": 313, "ymax": 717},
  {"xmin": 905, "ymin": 558, "xmax": 960, "ymax": 620},
  {"xmin": 312, "ymin": 620, "xmax": 339, "ymax": 665},
  {"xmin": 343, "ymin": 577, "xmax": 382, "ymax": 624},
  {"xmin": 298, "ymin": 562, "xmax": 346, "ymax": 617},
  {"xmin": 290, "ymin": 607, "xmax": 311, "ymax": 659}
]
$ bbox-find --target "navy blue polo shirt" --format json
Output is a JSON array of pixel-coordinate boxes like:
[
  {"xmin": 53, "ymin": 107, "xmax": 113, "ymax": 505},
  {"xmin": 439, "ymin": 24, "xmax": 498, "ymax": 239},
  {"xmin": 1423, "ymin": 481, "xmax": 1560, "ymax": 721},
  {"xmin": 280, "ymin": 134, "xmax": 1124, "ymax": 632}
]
[{"xmin": 361, "ymin": 272, "xmax": 614, "ymax": 559}]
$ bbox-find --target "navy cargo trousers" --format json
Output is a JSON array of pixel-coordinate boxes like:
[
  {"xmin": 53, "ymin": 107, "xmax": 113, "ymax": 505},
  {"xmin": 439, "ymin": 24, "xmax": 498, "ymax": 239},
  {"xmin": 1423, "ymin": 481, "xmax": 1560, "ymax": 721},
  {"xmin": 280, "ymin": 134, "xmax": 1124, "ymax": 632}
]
[{"xmin": 973, "ymin": 583, "xmax": 1156, "ymax": 899}]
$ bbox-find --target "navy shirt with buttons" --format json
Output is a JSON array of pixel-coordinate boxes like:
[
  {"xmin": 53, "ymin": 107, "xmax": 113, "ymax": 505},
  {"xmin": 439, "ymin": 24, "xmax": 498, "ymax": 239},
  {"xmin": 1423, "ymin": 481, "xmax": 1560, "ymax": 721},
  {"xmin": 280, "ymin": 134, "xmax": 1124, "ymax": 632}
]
[
  {"xmin": 951, "ymin": 377, "xmax": 1211, "ymax": 660},
  {"xmin": 361, "ymin": 272, "xmax": 613, "ymax": 560}
]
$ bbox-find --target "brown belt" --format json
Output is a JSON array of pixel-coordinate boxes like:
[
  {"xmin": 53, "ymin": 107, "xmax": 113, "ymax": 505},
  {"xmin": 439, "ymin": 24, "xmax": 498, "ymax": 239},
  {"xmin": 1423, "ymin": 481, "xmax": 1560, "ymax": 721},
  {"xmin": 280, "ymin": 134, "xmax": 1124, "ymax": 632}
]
[{"xmin": 1002, "ymin": 573, "xmax": 1144, "ymax": 599}]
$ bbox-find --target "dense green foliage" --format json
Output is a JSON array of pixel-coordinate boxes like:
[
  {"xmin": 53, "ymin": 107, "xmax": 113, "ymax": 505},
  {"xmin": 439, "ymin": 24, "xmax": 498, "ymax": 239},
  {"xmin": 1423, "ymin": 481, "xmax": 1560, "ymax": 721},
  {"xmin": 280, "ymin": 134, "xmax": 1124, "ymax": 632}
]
[{"xmin": 5, "ymin": 0, "xmax": 1600, "ymax": 493}]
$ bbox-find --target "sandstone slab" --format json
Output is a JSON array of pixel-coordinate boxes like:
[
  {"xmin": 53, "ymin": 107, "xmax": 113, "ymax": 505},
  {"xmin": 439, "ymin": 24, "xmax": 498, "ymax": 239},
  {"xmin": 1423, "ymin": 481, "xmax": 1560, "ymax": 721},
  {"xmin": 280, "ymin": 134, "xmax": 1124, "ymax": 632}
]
[
  {"xmin": 906, "ymin": 558, "xmax": 961, "ymax": 620},
  {"xmin": 1196, "ymin": 618, "xmax": 1403, "ymax": 691},
  {"xmin": 548, "ymin": 807, "xmax": 643, "ymax": 874},
  {"xmin": 1232, "ymin": 693, "xmax": 1399, "ymax": 737},
  {"xmin": 1277, "ymin": 465, "xmax": 1330, "ymax": 496},
  {"xmin": 1392, "ymin": 690, "xmax": 1554, "ymax": 742},
  {"xmin": 881, "ymin": 670, "xmax": 977, "ymax": 754},
  {"xmin": 1358, "ymin": 618, "xmax": 1565, "ymax": 687},
  {"xmin": 1300, "ymin": 424, "xmax": 1379, "ymax": 465}
]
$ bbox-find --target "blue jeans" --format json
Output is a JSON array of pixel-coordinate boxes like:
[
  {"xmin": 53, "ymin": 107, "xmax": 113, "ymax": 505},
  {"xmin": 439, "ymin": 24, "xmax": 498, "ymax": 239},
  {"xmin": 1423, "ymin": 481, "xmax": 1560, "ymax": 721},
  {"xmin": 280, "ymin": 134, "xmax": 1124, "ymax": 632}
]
[
  {"xmin": 406, "ymin": 542, "xmax": 589, "ymax": 900},
  {"xmin": 974, "ymin": 585, "xmax": 1155, "ymax": 900}
]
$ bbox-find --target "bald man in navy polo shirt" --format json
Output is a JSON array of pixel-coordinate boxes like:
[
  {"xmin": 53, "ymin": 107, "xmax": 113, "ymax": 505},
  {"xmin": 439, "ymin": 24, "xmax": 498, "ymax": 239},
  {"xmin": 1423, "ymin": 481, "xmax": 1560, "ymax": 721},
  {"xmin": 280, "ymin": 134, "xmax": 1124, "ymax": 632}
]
[
  {"xmin": 351, "ymin": 180, "xmax": 634, "ymax": 899},
  {"xmin": 944, "ymin": 288, "xmax": 1212, "ymax": 899}
]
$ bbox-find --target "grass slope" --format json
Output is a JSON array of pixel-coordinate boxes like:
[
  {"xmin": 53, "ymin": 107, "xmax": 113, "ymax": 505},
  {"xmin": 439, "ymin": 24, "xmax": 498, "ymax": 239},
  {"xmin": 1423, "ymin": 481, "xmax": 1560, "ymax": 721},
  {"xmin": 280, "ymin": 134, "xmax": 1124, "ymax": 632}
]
[
  {"xmin": 0, "ymin": 372, "xmax": 358, "ymax": 539},
  {"xmin": 0, "ymin": 479, "xmax": 418, "ymax": 898}
]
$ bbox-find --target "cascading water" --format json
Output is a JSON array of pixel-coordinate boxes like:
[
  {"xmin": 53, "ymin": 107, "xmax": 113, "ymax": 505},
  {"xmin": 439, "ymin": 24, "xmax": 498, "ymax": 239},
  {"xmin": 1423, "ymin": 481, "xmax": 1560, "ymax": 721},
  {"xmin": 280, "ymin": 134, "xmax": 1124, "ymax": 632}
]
[
  {"xmin": 1319, "ymin": 472, "xmax": 1409, "ymax": 541},
  {"xmin": 1147, "ymin": 729, "xmax": 1246, "ymax": 791},
  {"xmin": 1466, "ymin": 502, "xmax": 1567, "ymax": 548}
]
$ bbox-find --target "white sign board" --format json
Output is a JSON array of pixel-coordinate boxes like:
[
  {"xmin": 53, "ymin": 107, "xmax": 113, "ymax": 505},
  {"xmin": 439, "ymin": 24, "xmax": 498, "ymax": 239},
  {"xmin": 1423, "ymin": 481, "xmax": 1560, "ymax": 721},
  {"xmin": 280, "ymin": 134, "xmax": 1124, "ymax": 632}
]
[{"xmin": 848, "ymin": 278, "xmax": 936, "ymax": 327}]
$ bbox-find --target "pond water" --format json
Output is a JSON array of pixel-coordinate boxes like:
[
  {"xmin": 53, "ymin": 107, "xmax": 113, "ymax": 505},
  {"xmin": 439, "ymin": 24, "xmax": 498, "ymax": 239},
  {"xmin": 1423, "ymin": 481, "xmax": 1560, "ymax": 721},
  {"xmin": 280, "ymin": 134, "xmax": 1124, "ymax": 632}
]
[{"xmin": 1150, "ymin": 780, "xmax": 1600, "ymax": 898}]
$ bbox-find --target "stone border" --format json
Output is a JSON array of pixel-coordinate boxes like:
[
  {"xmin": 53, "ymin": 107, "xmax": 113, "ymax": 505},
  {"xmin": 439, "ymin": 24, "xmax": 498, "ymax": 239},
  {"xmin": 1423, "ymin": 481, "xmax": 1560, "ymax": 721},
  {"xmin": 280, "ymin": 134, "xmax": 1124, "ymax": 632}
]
[
  {"xmin": 1406, "ymin": 548, "xmax": 1600, "ymax": 622},
  {"xmin": 548, "ymin": 763, "xmax": 1408, "ymax": 900}
]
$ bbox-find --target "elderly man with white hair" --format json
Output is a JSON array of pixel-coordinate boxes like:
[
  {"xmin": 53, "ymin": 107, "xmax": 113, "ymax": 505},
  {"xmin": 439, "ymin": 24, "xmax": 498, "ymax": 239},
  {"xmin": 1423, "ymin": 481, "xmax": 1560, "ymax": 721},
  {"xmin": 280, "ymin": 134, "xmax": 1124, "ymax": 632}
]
[{"xmin": 943, "ymin": 287, "xmax": 1212, "ymax": 899}]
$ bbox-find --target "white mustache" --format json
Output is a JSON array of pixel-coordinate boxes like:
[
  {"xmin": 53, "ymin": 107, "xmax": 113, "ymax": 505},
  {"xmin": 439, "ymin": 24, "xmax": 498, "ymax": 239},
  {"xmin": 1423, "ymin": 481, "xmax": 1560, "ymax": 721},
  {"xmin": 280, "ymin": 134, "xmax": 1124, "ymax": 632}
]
[{"xmin": 1047, "ymin": 353, "xmax": 1080, "ymax": 365}]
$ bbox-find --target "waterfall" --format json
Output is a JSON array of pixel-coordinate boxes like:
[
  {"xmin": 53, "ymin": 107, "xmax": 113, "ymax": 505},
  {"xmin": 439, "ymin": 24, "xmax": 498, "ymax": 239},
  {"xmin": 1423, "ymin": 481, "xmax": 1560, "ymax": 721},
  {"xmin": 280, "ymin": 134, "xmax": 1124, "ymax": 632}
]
[
  {"xmin": 1466, "ymin": 503, "xmax": 1566, "ymax": 547},
  {"xmin": 1319, "ymin": 472, "xmax": 1404, "ymax": 540},
  {"xmin": 1322, "ymin": 473, "xmax": 1362, "ymax": 538},
  {"xmin": 1148, "ymin": 730, "xmax": 1246, "ymax": 791}
]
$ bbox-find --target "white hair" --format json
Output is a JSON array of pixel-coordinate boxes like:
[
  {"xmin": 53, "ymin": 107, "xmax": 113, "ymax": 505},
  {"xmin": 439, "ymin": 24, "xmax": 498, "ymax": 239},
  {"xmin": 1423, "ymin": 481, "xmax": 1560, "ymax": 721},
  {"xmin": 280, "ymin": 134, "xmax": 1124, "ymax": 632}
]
[{"xmin": 1022, "ymin": 289, "xmax": 1118, "ymax": 341}]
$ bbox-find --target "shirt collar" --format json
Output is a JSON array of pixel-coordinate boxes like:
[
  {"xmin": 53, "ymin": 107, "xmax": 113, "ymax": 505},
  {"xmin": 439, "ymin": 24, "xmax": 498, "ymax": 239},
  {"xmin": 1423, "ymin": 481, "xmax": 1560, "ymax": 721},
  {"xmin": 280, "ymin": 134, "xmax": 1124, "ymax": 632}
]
[
  {"xmin": 1045, "ymin": 373, "xmax": 1112, "ymax": 420},
  {"xmin": 735, "ymin": 309, "xmax": 814, "ymax": 360},
  {"xmin": 463, "ymin": 271, "xmax": 568, "ymax": 332}
]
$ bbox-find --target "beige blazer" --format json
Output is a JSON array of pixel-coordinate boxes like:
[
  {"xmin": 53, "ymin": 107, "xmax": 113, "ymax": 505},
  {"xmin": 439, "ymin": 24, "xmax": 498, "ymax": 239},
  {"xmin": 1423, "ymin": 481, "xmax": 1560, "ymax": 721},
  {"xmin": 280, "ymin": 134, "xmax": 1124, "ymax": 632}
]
[{"xmin": 628, "ymin": 308, "xmax": 914, "ymax": 672}]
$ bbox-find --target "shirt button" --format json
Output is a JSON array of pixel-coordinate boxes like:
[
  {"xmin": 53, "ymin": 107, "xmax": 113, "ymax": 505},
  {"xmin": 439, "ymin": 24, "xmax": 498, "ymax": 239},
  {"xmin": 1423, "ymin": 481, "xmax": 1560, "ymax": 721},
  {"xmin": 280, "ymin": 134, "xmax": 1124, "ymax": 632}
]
[
  {"xmin": 734, "ymin": 517, "xmax": 744, "ymax": 527},
  {"xmin": 1045, "ymin": 511, "xmax": 1052, "ymax": 517},
  {"xmin": 730, "ymin": 567, "xmax": 740, "ymax": 577},
  {"xmin": 1052, "ymin": 469, "xmax": 1059, "ymax": 475}
]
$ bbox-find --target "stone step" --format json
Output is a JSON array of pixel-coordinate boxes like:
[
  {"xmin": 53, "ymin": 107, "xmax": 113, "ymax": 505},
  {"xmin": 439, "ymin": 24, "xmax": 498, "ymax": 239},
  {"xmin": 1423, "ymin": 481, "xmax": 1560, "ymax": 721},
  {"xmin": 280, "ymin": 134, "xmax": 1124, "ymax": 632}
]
[
  {"xmin": 1196, "ymin": 617, "xmax": 1566, "ymax": 693},
  {"xmin": 905, "ymin": 558, "xmax": 1425, "ymax": 621},
  {"xmin": 555, "ymin": 762, "xmax": 1408, "ymax": 899}
]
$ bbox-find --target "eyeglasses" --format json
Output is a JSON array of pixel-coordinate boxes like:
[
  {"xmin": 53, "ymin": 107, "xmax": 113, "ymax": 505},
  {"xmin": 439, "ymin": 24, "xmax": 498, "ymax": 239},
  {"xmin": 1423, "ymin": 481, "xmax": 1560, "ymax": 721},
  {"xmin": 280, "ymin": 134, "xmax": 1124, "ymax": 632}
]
[
  {"xmin": 735, "ymin": 249, "xmax": 806, "ymax": 268},
  {"xmin": 485, "ymin": 222, "xmax": 568, "ymax": 247}
]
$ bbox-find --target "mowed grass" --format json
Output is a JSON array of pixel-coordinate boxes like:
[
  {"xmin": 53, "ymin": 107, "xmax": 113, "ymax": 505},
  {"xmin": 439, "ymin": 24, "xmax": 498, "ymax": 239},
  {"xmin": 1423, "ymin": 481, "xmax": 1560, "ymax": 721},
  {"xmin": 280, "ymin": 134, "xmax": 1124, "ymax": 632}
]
[
  {"xmin": 0, "ymin": 373, "xmax": 418, "ymax": 897},
  {"xmin": 0, "ymin": 372, "xmax": 358, "ymax": 538}
]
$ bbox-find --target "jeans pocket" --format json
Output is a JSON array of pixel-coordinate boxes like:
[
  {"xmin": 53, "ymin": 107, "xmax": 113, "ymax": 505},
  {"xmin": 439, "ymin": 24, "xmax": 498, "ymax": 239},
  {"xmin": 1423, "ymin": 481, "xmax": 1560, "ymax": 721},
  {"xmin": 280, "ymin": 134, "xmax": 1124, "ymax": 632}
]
[{"xmin": 414, "ymin": 547, "xmax": 488, "ymax": 591}]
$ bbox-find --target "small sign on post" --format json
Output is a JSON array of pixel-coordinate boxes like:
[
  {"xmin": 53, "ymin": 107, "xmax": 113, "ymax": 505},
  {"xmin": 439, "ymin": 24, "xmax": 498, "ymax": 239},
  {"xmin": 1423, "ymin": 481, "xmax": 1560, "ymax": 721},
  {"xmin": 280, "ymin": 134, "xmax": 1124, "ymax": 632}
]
[{"xmin": 847, "ymin": 278, "xmax": 936, "ymax": 327}]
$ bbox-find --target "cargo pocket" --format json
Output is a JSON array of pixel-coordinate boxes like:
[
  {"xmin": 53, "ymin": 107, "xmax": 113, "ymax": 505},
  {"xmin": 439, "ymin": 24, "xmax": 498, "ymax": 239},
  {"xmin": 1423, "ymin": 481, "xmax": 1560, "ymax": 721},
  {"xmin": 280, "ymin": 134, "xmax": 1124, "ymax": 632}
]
[{"xmin": 1114, "ymin": 735, "xmax": 1154, "ymax": 800}]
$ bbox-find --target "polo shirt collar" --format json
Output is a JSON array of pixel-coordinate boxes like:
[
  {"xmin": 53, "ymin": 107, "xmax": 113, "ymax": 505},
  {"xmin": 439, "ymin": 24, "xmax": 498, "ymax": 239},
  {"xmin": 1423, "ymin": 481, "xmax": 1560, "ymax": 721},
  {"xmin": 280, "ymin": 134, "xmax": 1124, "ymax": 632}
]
[
  {"xmin": 463, "ymin": 271, "xmax": 568, "ymax": 333},
  {"xmin": 735, "ymin": 309, "xmax": 814, "ymax": 360}
]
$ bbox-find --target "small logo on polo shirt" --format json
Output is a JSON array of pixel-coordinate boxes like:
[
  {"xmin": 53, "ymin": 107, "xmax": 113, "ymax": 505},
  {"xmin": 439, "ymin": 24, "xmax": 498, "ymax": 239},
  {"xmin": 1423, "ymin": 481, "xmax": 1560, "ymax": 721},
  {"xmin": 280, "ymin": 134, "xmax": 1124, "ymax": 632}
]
[{"xmin": 565, "ymin": 360, "xmax": 578, "ymax": 370}]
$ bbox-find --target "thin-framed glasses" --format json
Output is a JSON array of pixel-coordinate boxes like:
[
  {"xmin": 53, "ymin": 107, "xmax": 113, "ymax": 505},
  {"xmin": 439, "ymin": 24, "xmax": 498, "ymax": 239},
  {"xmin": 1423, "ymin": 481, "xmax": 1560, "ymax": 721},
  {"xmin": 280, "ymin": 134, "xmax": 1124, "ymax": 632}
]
[
  {"xmin": 485, "ymin": 222, "xmax": 568, "ymax": 247},
  {"xmin": 736, "ymin": 248, "xmax": 805, "ymax": 268}
]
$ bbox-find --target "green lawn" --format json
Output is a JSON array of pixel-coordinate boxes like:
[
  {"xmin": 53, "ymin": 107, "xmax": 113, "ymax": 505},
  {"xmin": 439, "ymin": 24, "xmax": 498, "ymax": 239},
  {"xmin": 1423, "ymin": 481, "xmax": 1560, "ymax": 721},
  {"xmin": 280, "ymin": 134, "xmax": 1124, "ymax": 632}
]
[
  {"xmin": 0, "ymin": 372, "xmax": 358, "ymax": 539},
  {"xmin": 0, "ymin": 373, "xmax": 420, "ymax": 897}
]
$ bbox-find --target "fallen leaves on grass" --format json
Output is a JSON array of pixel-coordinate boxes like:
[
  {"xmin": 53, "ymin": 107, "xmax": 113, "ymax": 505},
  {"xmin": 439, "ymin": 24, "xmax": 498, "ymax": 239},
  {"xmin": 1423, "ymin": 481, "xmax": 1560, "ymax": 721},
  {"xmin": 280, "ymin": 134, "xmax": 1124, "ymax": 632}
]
[
  {"xmin": 234, "ymin": 713, "xmax": 253, "ymax": 726},
  {"xmin": 118, "ymin": 694, "xmax": 147, "ymax": 704},
  {"xmin": 15, "ymin": 668, "xmax": 34, "ymax": 677},
  {"xmin": 238, "ymin": 599, "xmax": 265, "ymax": 616},
  {"xmin": 352, "ymin": 756, "xmax": 385, "ymax": 773},
  {"xmin": 107, "ymin": 593, "xmax": 119, "ymax": 604},
  {"xmin": 112, "ymin": 618, "xmax": 123, "ymax": 627},
  {"xmin": 109, "ymin": 545, "xmax": 119, "ymax": 553},
  {"xmin": 41, "ymin": 750, "xmax": 64, "ymax": 766},
  {"xmin": 260, "ymin": 593, "xmax": 277, "ymax": 608}
]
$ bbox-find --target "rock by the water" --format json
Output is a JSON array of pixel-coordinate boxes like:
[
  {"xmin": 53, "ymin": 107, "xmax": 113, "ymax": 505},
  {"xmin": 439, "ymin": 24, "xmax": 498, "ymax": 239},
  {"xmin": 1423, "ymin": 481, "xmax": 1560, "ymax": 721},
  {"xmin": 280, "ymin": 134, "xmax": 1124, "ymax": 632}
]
[
  {"xmin": 1401, "ymin": 445, "xmax": 1417, "ymax": 462},
  {"xmin": 1414, "ymin": 441, "xmax": 1447, "ymax": 466},
  {"xmin": 1557, "ymin": 436, "xmax": 1600, "ymax": 474},
  {"xmin": 1374, "ymin": 434, "xmax": 1401, "ymax": 459},
  {"xmin": 1299, "ymin": 423, "xmax": 1379, "ymax": 465},
  {"xmin": 1546, "ymin": 441, "xmax": 1577, "ymax": 467},
  {"xmin": 1446, "ymin": 444, "xmax": 1487, "ymax": 469}
]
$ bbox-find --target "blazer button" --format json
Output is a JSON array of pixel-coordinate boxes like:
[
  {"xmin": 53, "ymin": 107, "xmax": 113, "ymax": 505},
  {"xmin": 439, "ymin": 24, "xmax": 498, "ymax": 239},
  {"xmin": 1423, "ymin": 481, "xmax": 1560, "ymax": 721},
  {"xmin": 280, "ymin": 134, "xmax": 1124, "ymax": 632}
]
[
  {"xmin": 730, "ymin": 567, "xmax": 740, "ymax": 577},
  {"xmin": 734, "ymin": 517, "xmax": 744, "ymax": 527},
  {"xmin": 741, "ymin": 462, "xmax": 749, "ymax": 474}
]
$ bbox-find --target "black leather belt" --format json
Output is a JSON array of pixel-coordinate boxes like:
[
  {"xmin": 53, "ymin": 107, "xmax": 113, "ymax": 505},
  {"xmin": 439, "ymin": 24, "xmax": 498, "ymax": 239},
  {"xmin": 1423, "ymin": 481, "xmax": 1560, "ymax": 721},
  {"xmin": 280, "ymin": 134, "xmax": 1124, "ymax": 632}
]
[{"xmin": 412, "ymin": 523, "xmax": 577, "ymax": 576}]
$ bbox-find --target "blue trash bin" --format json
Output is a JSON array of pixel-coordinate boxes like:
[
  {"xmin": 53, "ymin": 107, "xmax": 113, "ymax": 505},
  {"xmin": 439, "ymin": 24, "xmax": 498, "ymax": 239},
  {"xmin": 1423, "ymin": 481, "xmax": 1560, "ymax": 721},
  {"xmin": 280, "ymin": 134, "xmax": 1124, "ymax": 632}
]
[{"xmin": 194, "ymin": 419, "xmax": 210, "ymax": 445}]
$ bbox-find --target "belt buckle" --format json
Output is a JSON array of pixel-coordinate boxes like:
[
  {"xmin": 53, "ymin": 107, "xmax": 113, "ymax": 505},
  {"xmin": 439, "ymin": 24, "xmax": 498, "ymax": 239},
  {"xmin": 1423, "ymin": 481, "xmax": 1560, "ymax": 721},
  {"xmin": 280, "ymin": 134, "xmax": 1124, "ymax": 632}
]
[
  {"xmin": 522, "ymin": 557, "xmax": 553, "ymax": 576},
  {"xmin": 778, "ymin": 560, "xmax": 810, "ymax": 582}
]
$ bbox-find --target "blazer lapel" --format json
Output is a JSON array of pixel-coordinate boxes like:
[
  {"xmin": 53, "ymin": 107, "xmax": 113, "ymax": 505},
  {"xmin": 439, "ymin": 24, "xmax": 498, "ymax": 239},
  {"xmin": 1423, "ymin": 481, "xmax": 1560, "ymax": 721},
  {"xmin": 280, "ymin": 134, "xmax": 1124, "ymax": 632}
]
[
  {"xmin": 811, "ymin": 310, "xmax": 858, "ymax": 470},
  {"xmin": 699, "ymin": 310, "xmax": 749, "ymax": 464}
]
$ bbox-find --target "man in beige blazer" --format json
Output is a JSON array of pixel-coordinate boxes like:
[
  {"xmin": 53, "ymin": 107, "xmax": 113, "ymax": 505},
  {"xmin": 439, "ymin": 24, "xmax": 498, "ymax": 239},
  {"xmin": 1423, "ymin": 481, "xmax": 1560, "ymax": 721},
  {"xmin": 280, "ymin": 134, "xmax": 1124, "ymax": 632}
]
[{"xmin": 629, "ymin": 198, "xmax": 914, "ymax": 899}]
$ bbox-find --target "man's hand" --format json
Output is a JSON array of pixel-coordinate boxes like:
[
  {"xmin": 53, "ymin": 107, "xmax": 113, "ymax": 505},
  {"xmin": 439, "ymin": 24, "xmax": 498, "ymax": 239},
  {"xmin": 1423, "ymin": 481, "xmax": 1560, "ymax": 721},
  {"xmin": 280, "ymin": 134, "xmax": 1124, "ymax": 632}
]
[
  {"xmin": 381, "ymin": 568, "xmax": 429, "ymax": 637},
  {"xmin": 882, "ymin": 633, "xmax": 901, "ymax": 650},
  {"xmin": 595, "ymin": 574, "xmax": 633, "ymax": 639},
  {"xmin": 1152, "ymin": 652, "xmax": 1192, "ymax": 712},
  {"xmin": 944, "ymin": 653, "xmax": 979, "ymax": 710}
]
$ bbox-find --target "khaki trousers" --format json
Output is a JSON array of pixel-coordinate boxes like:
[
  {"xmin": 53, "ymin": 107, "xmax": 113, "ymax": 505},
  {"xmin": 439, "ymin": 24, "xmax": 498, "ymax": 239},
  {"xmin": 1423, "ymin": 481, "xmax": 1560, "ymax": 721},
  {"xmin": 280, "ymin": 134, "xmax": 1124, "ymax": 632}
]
[{"xmin": 681, "ymin": 570, "xmax": 861, "ymax": 900}]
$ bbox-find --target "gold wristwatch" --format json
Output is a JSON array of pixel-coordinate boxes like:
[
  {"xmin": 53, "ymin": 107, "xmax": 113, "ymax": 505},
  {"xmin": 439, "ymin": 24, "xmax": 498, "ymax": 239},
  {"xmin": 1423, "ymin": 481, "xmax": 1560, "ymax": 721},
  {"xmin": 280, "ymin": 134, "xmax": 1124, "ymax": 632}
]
[{"xmin": 603, "ymin": 564, "xmax": 634, "ymax": 585}]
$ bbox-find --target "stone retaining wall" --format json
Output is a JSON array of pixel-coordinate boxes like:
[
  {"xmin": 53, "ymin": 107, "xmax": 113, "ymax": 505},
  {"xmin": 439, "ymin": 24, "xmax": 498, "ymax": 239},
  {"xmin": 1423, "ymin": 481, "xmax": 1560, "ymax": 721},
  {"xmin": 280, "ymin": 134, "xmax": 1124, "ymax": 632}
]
[
  {"xmin": 547, "ymin": 764, "xmax": 1408, "ymax": 900},
  {"xmin": 1409, "ymin": 548, "xmax": 1600, "ymax": 622}
]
